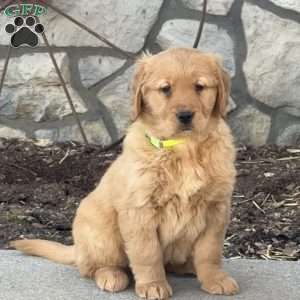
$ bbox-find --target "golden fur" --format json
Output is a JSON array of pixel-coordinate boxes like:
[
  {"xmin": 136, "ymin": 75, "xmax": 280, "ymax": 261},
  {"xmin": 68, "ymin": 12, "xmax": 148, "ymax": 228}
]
[{"xmin": 11, "ymin": 48, "xmax": 239, "ymax": 299}]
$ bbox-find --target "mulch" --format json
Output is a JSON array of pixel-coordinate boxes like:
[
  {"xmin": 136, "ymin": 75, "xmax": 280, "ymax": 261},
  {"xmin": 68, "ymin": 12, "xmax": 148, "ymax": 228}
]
[{"xmin": 0, "ymin": 138, "xmax": 299, "ymax": 261}]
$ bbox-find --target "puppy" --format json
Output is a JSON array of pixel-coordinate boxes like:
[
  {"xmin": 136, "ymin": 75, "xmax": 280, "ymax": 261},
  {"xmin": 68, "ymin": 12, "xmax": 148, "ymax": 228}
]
[{"xmin": 11, "ymin": 48, "xmax": 239, "ymax": 299}]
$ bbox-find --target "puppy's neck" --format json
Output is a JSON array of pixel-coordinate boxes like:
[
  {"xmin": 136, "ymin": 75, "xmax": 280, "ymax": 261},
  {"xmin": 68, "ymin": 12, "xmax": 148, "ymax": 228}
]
[{"xmin": 125, "ymin": 118, "xmax": 221, "ymax": 156}]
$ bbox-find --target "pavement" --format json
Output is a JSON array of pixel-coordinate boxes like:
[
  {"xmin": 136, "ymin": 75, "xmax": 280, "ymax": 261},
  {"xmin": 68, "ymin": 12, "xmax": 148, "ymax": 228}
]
[{"xmin": 0, "ymin": 250, "xmax": 299, "ymax": 300}]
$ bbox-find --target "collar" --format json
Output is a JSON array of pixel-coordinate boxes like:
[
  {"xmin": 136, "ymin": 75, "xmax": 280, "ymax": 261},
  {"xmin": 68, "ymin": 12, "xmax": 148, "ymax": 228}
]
[{"xmin": 145, "ymin": 133, "xmax": 185, "ymax": 149}]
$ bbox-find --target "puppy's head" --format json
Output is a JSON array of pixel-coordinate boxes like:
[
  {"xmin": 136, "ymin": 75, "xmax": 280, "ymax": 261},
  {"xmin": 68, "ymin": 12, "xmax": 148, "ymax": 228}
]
[{"xmin": 132, "ymin": 48, "xmax": 230, "ymax": 139}]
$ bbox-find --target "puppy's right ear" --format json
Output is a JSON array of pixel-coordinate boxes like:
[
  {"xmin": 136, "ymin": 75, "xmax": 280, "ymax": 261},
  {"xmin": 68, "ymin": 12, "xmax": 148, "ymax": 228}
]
[{"xmin": 132, "ymin": 53, "xmax": 151, "ymax": 121}]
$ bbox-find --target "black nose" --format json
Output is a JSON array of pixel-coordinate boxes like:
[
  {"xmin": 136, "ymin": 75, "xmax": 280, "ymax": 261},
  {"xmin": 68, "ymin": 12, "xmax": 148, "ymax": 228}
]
[{"xmin": 176, "ymin": 111, "xmax": 194, "ymax": 125}]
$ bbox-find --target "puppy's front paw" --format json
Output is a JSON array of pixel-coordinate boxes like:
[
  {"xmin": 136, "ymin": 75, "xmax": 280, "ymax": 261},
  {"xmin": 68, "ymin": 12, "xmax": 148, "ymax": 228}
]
[
  {"xmin": 136, "ymin": 280, "xmax": 172, "ymax": 299},
  {"xmin": 201, "ymin": 272, "xmax": 239, "ymax": 295}
]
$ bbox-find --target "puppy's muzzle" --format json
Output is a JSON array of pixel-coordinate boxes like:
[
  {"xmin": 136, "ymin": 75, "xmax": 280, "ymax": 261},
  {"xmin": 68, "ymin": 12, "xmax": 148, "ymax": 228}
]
[{"xmin": 176, "ymin": 111, "xmax": 194, "ymax": 125}]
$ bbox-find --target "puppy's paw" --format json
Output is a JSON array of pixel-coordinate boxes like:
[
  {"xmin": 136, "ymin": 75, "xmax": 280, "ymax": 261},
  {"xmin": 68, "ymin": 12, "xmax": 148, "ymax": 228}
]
[
  {"xmin": 95, "ymin": 267, "xmax": 129, "ymax": 293},
  {"xmin": 201, "ymin": 272, "xmax": 239, "ymax": 295},
  {"xmin": 136, "ymin": 280, "xmax": 172, "ymax": 299}
]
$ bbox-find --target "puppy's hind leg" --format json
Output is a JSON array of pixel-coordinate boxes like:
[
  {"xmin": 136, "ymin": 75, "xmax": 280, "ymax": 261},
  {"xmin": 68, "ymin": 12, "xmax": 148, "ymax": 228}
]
[
  {"xmin": 73, "ymin": 195, "xmax": 129, "ymax": 293},
  {"xmin": 75, "ymin": 239, "xmax": 130, "ymax": 293},
  {"xmin": 95, "ymin": 267, "xmax": 129, "ymax": 292}
]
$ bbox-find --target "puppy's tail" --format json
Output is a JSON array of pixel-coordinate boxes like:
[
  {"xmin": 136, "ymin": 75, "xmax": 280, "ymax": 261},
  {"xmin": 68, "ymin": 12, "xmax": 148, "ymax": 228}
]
[{"xmin": 10, "ymin": 239, "xmax": 76, "ymax": 265}]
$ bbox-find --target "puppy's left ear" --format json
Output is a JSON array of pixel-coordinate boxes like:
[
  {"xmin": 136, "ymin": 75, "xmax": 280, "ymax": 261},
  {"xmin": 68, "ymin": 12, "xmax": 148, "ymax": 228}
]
[
  {"xmin": 131, "ymin": 53, "xmax": 151, "ymax": 121},
  {"xmin": 214, "ymin": 60, "xmax": 231, "ymax": 118}
]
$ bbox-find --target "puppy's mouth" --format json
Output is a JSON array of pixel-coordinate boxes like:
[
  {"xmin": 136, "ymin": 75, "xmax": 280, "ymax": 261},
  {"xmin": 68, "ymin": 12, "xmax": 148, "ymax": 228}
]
[
  {"xmin": 173, "ymin": 126, "xmax": 194, "ymax": 137},
  {"xmin": 179, "ymin": 124, "xmax": 193, "ymax": 132}
]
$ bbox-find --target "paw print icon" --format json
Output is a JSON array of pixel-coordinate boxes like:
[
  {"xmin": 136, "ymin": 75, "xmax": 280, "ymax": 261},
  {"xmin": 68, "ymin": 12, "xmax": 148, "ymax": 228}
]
[{"xmin": 5, "ymin": 16, "xmax": 44, "ymax": 48}]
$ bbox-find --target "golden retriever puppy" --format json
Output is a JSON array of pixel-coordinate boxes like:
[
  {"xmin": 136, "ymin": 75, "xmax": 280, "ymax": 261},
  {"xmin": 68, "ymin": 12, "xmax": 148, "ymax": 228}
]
[{"xmin": 11, "ymin": 48, "xmax": 239, "ymax": 299}]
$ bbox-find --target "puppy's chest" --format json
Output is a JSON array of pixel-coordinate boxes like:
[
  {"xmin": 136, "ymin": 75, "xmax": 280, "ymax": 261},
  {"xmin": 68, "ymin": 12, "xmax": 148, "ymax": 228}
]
[
  {"xmin": 151, "ymin": 157, "xmax": 209, "ymax": 245},
  {"xmin": 157, "ymin": 195, "xmax": 207, "ymax": 248},
  {"xmin": 151, "ymin": 156, "xmax": 208, "ymax": 205}
]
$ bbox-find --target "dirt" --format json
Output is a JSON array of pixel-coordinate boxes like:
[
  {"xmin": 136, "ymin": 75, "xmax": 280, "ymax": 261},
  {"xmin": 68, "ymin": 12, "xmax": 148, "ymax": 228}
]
[{"xmin": 0, "ymin": 138, "xmax": 299, "ymax": 261}]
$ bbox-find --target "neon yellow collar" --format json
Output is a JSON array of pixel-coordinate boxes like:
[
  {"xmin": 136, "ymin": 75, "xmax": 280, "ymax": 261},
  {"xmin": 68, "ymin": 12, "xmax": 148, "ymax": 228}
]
[{"xmin": 145, "ymin": 134, "xmax": 184, "ymax": 149}]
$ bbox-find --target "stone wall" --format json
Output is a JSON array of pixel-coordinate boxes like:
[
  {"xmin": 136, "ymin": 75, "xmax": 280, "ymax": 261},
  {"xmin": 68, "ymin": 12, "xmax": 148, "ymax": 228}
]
[{"xmin": 0, "ymin": 0, "xmax": 299, "ymax": 146}]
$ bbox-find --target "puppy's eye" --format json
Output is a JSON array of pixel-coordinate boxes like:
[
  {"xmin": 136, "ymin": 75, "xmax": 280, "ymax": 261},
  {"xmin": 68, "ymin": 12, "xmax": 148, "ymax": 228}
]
[
  {"xmin": 195, "ymin": 83, "xmax": 204, "ymax": 93},
  {"xmin": 160, "ymin": 84, "xmax": 171, "ymax": 96}
]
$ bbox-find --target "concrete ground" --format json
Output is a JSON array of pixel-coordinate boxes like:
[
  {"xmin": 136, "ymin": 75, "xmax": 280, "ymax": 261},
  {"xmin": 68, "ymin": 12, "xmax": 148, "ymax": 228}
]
[{"xmin": 0, "ymin": 251, "xmax": 299, "ymax": 300}]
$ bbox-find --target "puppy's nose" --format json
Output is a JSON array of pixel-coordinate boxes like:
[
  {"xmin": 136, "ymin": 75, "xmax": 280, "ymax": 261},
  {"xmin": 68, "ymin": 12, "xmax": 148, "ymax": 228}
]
[{"xmin": 176, "ymin": 111, "xmax": 194, "ymax": 125}]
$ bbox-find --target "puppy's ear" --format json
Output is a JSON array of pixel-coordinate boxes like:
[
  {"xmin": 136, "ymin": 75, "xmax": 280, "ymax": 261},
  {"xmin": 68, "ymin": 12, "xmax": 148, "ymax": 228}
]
[
  {"xmin": 214, "ymin": 59, "xmax": 231, "ymax": 118},
  {"xmin": 132, "ymin": 53, "xmax": 151, "ymax": 121}
]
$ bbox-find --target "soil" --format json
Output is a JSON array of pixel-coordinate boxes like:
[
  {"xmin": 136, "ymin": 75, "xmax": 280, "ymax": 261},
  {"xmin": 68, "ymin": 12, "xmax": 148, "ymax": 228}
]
[{"xmin": 0, "ymin": 138, "xmax": 299, "ymax": 261}]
